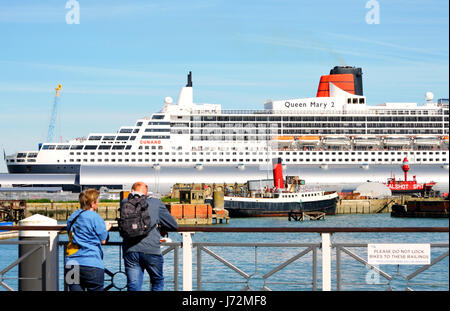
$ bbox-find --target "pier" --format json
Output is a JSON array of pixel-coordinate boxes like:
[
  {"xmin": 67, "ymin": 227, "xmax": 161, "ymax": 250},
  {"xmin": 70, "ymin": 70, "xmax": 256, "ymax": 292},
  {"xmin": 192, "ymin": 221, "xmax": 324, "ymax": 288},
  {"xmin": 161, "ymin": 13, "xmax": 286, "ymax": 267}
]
[{"xmin": 288, "ymin": 211, "xmax": 326, "ymax": 221}]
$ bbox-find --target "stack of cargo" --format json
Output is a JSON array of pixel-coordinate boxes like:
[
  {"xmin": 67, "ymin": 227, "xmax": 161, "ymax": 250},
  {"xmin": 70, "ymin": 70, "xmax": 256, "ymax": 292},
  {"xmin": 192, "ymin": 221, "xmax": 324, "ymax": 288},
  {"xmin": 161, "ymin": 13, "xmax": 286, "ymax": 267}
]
[
  {"xmin": 167, "ymin": 203, "xmax": 214, "ymax": 225},
  {"xmin": 166, "ymin": 189, "xmax": 229, "ymax": 225}
]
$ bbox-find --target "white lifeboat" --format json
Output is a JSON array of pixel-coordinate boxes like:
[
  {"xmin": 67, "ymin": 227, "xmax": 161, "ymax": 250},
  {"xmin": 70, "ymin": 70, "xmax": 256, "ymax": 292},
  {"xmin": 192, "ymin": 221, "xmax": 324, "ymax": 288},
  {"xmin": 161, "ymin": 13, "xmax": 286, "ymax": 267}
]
[
  {"xmin": 273, "ymin": 136, "xmax": 295, "ymax": 146},
  {"xmin": 413, "ymin": 135, "xmax": 441, "ymax": 146},
  {"xmin": 353, "ymin": 136, "xmax": 381, "ymax": 146},
  {"xmin": 383, "ymin": 136, "xmax": 411, "ymax": 146},
  {"xmin": 322, "ymin": 136, "xmax": 351, "ymax": 146},
  {"xmin": 296, "ymin": 136, "xmax": 321, "ymax": 145}
]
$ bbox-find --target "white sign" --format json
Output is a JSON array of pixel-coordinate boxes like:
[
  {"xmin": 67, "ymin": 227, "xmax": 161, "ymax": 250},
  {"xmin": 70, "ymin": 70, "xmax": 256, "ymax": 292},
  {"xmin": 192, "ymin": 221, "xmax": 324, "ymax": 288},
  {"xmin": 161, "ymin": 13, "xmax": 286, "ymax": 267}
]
[
  {"xmin": 367, "ymin": 244, "xmax": 430, "ymax": 265},
  {"xmin": 267, "ymin": 97, "xmax": 343, "ymax": 111}
]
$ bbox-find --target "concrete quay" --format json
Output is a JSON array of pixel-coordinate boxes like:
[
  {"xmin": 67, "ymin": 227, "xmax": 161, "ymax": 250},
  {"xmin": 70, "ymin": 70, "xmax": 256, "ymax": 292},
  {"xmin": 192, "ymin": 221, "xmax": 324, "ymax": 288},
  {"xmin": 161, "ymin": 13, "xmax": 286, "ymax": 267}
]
[
  {"xmin": 25, "ymin": 202, "xmax": 119, "ymax": 221},
  {"xmin": 22, "ymin": 198, "xmax": 399, "ymax": 221},
  {"xmin": 336, "ymin": 198, "xmax": 399, "ymax": 214}
]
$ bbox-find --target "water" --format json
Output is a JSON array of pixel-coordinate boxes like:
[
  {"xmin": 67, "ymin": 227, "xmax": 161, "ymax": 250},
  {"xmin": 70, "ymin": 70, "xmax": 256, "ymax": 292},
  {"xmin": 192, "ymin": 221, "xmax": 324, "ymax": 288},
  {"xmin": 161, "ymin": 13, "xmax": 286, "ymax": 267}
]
[{"xmin": 1, "ymin": 213, "xmax": 448, "ymax": 291}]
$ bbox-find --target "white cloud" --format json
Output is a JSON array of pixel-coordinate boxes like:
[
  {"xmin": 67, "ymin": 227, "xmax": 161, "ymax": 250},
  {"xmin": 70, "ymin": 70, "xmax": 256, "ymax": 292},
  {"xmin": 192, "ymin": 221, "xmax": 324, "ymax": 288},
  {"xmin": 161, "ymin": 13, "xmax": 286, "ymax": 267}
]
[{"xmin": 237, "ymin": 33, "xmax": 449, "ymax": 65}]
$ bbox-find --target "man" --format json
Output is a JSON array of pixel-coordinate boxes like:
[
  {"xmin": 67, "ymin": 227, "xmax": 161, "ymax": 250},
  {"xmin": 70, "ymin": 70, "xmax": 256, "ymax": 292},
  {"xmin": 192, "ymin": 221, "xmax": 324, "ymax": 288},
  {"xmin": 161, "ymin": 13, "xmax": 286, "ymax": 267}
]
[{"xmin": 121, "ymin": 182, "xmax": 178, "ymax": 291}]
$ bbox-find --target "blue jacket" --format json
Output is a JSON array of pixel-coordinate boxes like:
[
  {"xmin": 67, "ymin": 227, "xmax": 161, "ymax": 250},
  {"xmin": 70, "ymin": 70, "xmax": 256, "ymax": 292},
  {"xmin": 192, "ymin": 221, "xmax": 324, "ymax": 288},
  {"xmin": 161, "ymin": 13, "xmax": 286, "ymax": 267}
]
[
  {"xmin": 65, "ymin": 209, "xmax": 108, "ymax": 269},
  {"xmin": 121, "ymin": 196, "xmax": 178, "ymax": 255}
]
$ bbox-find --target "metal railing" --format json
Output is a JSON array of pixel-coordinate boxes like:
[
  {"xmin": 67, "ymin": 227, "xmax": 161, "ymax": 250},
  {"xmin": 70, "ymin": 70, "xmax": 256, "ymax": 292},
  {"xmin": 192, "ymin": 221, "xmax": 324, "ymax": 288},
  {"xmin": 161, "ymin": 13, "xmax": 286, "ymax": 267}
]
[
  {"xmin": 0, "ymin": 239, "xmax": 49, "ymax": 291},
  {"xmin": 194, "ymin": 241, "xmax": 320, "ymax": 291},
  {"xmin": 60, "ymin": 240, "xmax": 181, "ymax": 291},
  {"xmin": 334, "ymin": 242, "xmax": 449, "ymax": 291},
  {"xmin": 191, "ymin": 109, "xmax": 446, "ymax": 116},
  {"xmin": 0, "ymin": 226, "xmax": 448, "ymax": 291},
  {"xmin": 177, "ymin": 227, "xmax": 449, "ymax": 291}
]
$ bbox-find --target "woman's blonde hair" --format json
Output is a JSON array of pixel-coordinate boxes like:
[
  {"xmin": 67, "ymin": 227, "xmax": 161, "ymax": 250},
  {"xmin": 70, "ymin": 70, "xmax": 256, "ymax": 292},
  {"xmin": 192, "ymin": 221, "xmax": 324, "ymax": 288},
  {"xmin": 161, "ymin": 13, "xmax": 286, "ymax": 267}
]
[{"xmin": 79, "ymin": 188, "xmax": 100, "ymax": 210}]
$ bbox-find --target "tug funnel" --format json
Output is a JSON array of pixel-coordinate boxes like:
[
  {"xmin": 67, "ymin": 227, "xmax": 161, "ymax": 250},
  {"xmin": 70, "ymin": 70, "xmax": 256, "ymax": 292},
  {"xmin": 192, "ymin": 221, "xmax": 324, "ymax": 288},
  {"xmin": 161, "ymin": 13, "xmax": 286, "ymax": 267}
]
[{"xmin": 272, "ymin": 158, "xmax": 284, "ymax": 189}]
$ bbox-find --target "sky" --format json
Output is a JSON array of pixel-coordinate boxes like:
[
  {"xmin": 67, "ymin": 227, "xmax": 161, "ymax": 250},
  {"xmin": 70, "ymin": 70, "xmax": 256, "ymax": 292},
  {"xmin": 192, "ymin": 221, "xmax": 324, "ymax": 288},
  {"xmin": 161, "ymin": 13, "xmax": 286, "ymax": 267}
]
[{"xmin": 0, "ymin": 0, "xmax": 448, "ymax": 173}]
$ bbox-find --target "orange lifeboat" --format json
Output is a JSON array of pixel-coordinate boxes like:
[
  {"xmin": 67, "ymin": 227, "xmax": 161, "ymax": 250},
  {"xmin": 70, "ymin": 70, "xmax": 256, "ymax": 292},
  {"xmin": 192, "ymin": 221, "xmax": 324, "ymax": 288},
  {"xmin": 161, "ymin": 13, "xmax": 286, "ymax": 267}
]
[
  {"xmin": 296, "ymin": 136, "xmax": 321, "ymax": 145},
  {"xmin": 273, "ymin": 136, "xmax": 295, "ymax": 145},
  {"xmin": 274, "ymin": 136, "xmax": 295, "ymax": 141}
]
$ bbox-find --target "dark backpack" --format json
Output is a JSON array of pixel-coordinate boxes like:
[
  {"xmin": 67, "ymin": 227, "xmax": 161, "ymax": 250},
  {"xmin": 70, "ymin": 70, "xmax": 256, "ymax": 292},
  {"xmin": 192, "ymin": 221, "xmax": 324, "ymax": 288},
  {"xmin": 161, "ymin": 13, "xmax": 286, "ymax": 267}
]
[{"xmin": 117, "ymin": 194, "xmax": 153, "ymax": 239}]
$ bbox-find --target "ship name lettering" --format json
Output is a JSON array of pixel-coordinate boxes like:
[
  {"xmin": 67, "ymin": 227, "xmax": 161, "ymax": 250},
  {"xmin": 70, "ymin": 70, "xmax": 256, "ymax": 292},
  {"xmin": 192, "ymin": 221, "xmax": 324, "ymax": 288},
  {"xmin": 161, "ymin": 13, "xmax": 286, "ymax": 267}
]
[
  {"xmin": 284, "ymin": 101, "xmax": 333, "ymax": 109},
  {"xmin": 310, "ymin": 101, "xmax": 328, "ymax": 109},
  {"xmin": 285, "ymin": 101, "xmax": 307, "ymax": 108},
  {"xmin": 140, "ymin": 140, "xmax": 161, "ymax": 145}
]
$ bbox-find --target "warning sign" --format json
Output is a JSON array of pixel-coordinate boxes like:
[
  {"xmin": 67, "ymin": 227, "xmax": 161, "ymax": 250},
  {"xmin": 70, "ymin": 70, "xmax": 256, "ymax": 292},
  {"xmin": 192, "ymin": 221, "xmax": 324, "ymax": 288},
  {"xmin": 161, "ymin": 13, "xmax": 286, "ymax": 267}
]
[{"xmin": 367, "ymin": 244, "xmax": 430, "ymax": 265}]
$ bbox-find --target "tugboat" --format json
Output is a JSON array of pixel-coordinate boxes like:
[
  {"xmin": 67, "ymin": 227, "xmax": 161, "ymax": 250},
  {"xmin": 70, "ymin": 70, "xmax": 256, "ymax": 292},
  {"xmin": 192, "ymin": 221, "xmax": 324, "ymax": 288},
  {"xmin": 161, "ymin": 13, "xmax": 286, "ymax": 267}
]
[
  {"xmin": 384, "ymin": 158, "xmax": 436, "ymax": 195},
  {"xmin": 223, "ymin": 158, "xmax": 339, "ymax": 217}
]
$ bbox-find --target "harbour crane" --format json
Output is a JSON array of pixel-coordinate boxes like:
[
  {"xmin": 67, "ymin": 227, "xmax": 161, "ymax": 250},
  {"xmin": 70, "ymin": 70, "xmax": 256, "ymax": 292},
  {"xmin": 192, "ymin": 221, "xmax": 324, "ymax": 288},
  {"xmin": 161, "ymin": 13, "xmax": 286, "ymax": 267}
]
[{"xmin": 46, "ymin": 84, "xmax": 62, "ymax": 143}]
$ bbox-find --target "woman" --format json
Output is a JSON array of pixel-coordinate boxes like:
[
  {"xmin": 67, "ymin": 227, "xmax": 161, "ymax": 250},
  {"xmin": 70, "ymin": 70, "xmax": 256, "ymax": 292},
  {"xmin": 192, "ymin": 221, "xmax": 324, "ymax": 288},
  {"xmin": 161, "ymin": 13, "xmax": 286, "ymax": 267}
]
[{"xmin": 64, "ymin": 188, "xmax": 112, "ymax": 291}]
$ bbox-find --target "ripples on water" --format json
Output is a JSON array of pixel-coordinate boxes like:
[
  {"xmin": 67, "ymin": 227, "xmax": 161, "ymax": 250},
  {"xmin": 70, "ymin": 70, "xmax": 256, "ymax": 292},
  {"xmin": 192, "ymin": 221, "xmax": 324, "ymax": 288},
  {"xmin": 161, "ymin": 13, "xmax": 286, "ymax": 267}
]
[{"xmin": 1, "ymin": 214, "xmax": 448, "ymax": 291}]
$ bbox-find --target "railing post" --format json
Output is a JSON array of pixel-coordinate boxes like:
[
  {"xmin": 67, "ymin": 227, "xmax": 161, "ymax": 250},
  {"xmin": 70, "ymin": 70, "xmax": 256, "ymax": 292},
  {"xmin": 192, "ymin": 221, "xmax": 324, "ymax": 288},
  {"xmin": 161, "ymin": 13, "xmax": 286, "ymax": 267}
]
[
  {"xmin": 321, "ymin": 233, "xmax": 332, "ymax": 291},
  {"xmin": 181, "ymin": 232, "xmax": 194, "ymax": 291},
  {"xmin": 18, "ymin": 215, "xmax": 59, "ymax": 291}
]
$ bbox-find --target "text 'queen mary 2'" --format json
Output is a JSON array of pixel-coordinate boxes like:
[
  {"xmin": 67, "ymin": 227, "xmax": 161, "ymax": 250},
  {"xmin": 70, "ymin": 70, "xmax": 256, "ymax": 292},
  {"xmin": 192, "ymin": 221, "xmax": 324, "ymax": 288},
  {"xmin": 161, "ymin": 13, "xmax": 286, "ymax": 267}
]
[{"xmin": 5, "ymin": 67, "xmax": 449, "ymax": 192}]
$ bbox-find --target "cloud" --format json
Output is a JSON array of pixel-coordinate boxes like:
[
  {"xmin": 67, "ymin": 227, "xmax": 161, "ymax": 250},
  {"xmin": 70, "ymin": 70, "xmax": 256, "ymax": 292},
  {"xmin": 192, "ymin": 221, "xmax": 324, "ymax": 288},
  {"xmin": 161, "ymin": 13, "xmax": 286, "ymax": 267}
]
[
  {"xmin": 237, "ymin": 33, "xmax": 449, "ymax": 65},
  {"xmin": 321, "ymin": 32, "xmax": 449, "ymax": 57}
]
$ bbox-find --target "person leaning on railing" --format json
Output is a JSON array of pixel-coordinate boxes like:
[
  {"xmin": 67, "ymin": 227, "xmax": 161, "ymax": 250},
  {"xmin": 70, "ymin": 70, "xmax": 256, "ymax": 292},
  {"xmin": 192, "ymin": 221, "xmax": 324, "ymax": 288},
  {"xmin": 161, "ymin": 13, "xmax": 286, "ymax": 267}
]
[
  {"xmin": 121, "ymin": 182, "xmax": 178, "ymax": 291},
  {"xmin": 64, "ymin": 189, "xmax": 113, "ymax": 291}
]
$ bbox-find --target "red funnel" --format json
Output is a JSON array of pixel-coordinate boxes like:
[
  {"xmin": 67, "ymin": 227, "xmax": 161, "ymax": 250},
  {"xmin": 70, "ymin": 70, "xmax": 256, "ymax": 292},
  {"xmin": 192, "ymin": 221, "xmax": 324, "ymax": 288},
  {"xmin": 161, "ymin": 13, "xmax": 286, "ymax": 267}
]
[
  {"xmin": 316, "ymin": 74, "xmax": 355, "ymax": 97},
  {"xmin": 272, "ymin": 158, "xmax": 284, "ymax": 189}
]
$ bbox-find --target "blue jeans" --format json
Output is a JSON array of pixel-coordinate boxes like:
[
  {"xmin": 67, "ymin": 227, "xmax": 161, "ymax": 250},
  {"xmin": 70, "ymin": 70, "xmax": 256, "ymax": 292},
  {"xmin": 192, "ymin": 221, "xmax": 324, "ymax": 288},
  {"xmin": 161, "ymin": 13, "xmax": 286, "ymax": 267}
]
[
  {"xmin": 123, "ymin": 252, "xmax": 164, "ymax": 291},
  {"xmin": 65, "ymin": 265, "xmax": 104, "ymax": 291}
]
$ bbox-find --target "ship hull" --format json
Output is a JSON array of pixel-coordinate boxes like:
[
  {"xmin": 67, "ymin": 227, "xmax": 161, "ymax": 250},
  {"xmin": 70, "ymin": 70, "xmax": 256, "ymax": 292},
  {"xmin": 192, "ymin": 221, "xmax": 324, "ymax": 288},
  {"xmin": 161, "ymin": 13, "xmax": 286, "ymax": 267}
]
[
  {"xmin": 390, "ymin": 189, "xmax": 432, "ymax": 195},
  {"xmin": 223, "ymin": 197, "xmax": 338, "ymax": 218},
  {"xmin": 386, "ymin": 183, "xmax": 436, "ymax": 194},
  {"xmin": 4, "ymin": 163, "xmax": 449, "ymax": 194},
  {"xmin": 391, "ymin": 200, "xmax": 449, "ymax": 218}
]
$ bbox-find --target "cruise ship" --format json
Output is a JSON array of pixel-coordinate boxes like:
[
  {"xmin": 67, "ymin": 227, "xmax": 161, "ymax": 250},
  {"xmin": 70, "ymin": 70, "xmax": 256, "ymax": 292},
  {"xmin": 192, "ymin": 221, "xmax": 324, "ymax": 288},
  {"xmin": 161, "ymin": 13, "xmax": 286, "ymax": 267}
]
[{"xmin": 4, "ymin": 66, "xmax": 449, "ymax": 193}]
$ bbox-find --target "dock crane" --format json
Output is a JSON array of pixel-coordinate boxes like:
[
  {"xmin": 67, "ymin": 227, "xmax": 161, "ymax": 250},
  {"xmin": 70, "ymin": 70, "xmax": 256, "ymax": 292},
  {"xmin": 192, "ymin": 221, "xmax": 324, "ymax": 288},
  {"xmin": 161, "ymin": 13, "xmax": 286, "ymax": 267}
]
[{"xmin": 45, "ymin": 84, "xmax": 62, "ymax": 143}]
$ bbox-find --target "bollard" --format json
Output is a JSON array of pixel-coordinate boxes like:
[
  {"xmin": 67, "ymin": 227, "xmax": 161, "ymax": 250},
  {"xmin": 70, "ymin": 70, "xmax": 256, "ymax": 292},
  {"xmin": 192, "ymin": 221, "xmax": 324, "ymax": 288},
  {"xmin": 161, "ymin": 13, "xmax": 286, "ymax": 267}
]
[
  {"xmin": 213, "ymin": 191, "xmax": 224, "ymax": 209},
  {"xmin": 18, "ymin": 214, "xmax": 59, "ymax": 291}
]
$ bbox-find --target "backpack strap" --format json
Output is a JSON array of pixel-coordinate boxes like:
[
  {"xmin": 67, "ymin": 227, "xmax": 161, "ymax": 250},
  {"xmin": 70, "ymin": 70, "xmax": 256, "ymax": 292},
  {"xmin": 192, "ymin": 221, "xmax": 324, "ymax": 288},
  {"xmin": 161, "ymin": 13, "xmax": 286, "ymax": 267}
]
[{"xmin": 67, "ymin": 209, "xmax": 88, "ymax": 233}]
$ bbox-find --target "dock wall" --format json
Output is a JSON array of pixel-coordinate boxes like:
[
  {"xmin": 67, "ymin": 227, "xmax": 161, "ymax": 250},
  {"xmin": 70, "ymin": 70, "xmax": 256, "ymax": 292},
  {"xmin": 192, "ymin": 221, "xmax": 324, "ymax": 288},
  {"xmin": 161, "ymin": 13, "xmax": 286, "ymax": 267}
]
[
  {"xmin": 336, "ymin": 198, "xmax": 400, "ymax": 214},
  {"xmin": 23, "ymin": 198, "xmax": 399, "ymax": 221},
  {"xmin": 25, "ymin": 202, "xmax": 119, "ymax": 220}
]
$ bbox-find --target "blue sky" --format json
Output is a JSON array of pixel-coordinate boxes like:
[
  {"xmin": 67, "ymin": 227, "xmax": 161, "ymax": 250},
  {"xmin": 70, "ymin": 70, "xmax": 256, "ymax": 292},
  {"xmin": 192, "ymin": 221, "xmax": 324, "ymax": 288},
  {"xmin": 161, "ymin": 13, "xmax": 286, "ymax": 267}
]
[{"xmin": 0, "ymin": 0, "xmax": 448, "ymax": 172}]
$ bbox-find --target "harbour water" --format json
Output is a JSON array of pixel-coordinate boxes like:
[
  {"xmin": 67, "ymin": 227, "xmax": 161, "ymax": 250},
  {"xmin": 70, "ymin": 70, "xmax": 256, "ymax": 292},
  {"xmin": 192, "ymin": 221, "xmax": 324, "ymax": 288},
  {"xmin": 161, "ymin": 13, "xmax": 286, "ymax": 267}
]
[{"xmin": 0, "ymin": 213, "xmax": 448, "ymax": 291}]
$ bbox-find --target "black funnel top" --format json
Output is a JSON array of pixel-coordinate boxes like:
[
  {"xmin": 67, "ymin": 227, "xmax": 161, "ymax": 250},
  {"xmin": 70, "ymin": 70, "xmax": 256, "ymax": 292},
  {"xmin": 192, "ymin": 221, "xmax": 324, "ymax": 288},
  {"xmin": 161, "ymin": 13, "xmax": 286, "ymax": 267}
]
[
  {"xmin": 186, "ymin": 71, "xmax": 193, "ymax": 87},
  {"xmin": 330, "ymin": 66, "xmax": 363, "ymax": 96}
]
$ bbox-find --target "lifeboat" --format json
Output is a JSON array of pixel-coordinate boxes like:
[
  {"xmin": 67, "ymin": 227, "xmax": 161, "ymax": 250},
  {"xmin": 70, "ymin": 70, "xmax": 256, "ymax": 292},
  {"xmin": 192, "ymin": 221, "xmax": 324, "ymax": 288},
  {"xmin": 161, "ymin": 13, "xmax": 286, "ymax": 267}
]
[
  {"xmin": 383, "ymin": 136, "xmax": 411, "ymax": 146},
  {"xmin": 353, "ymin": 136, "xmax": 381, "ymax": 146},
  {"xmin": 322, "ymin": 136, "xmax": 351, "ymax": 146},
  {"xmin": 273, "ymin": 136, "xmax": 295, "ymax": 146},
  {"xmin": 413, "ymin": 135, "xmax": 441, "ymax": 146},
  {"xmin": 441, "ymin": 136, "xmax": 449, "ymax": 146},
  {"xmin": 296, "ymin": 136, "xmax": 321, "ymax": 145}
]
